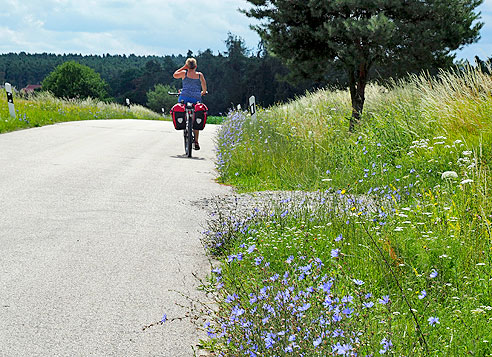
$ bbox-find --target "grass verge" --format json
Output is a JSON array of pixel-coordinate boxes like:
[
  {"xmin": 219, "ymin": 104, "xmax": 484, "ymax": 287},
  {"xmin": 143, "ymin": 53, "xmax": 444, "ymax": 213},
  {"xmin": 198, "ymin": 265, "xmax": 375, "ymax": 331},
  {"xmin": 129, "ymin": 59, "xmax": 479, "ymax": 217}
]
[
  {"xmin": 197, "ymin": 66, "xmax": 492, "ymax": 355},
  {"xmin": 0, "ymin": 91, "xmax": 162, "ymax": 133}
]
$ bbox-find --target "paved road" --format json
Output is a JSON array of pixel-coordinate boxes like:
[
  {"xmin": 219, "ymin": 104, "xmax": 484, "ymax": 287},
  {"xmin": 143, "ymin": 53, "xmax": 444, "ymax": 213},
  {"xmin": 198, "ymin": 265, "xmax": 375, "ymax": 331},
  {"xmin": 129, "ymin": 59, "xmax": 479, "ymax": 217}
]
[{"xmin": 0, "ymin": 120, "xmax": 229, "ymax": 356}]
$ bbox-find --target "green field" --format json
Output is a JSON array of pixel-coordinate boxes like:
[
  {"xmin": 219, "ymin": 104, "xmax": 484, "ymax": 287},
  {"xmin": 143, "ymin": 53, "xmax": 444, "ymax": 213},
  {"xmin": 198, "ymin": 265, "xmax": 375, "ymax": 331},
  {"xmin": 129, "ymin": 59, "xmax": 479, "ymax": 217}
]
[
  {"xmin": 206, "ymin": 116, "xmax": 226, "ymax": 125},
  {"xmin": 201, "ymin": 66, "xmax": 492, "ymax": 356},
  {"xmin": 0, "ymin": 91, "xmax": 161, "ymax": 133}
]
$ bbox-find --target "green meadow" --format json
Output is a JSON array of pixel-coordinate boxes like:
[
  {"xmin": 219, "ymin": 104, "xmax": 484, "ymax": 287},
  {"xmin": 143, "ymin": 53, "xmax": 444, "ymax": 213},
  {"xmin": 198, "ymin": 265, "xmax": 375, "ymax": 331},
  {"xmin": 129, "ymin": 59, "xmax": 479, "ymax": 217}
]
[
  {"xmin": 0, "ymin": 91, "xmax": 161, "ymax": 133},
  {"xmin": 202, "ymin": 66, "xmax": 492, "ymax": 356},
  {"xmin": 0, "ymin": 90, "xmax": 225, "ymax": 133}
]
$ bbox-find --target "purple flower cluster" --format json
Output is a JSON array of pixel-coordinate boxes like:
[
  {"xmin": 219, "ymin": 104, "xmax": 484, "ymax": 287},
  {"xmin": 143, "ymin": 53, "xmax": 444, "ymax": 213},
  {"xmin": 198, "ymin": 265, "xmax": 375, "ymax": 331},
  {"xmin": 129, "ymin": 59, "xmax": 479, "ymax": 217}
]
[
  {"xmin": 215, "ymin": 110, "xmax": 247, "ymax": 174},
  {"xmin": 206, "ymin": 246, "xmax": 395, "ymax": 356}
]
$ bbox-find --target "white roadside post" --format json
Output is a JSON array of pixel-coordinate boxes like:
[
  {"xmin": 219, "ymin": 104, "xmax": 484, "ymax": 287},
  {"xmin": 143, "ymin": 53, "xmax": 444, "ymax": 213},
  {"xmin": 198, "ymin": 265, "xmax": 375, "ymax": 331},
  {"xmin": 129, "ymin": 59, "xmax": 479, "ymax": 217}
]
[
  {"xmin": 125, "ymin": 98, "xmax": 130, "ymax": 108},
  {"xmin": 5, "ymin": 83, "xmax": 16, "ymax": 119},
  {"xmin": 249, "ymin": 95, "xmax": 257, "ymax": 121}
]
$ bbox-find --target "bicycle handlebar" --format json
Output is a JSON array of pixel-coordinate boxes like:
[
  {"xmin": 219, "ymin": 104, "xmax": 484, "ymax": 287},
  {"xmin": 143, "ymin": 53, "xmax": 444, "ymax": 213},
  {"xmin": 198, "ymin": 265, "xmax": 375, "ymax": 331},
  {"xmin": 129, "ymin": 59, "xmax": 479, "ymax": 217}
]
[{"xmin": 168, "ymin": 91, "xmax": 208, "ymax": 96}]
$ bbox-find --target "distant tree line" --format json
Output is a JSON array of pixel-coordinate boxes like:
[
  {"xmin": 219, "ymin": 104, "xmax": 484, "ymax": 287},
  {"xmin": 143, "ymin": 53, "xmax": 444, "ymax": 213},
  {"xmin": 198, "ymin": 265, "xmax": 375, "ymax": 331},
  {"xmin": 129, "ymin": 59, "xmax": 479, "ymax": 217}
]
[
  {"xmin": 0, "ymin": 33, "xmax": 481, "ymax": 116},
  {"xmin": 0, "ymin": 34, "xmax": 325, "ymax": 115}
]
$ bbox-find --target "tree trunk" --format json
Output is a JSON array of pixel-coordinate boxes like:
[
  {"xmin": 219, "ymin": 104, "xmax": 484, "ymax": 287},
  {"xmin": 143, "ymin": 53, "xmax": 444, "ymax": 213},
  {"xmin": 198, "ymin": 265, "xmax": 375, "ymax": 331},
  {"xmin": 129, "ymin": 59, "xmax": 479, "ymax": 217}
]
[{"xmin": 348, "ymin": 63, "xmax": 368, "ymax": 132}]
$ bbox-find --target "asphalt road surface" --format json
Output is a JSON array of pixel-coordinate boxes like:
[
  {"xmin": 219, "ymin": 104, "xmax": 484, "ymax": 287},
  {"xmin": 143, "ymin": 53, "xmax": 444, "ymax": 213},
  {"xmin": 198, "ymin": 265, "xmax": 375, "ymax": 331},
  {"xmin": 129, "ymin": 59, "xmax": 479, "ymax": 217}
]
[{"xmin": 0, "ymin": 120, "xmax": 230, "ymax": 356}]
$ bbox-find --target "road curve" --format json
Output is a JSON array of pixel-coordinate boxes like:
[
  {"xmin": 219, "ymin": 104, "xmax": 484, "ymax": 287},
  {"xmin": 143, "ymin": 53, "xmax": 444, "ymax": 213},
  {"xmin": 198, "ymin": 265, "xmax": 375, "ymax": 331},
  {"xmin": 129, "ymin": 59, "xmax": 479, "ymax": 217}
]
[{"xmin": 0, "ymin": 120, "xmax": 230, "ymax": 356}]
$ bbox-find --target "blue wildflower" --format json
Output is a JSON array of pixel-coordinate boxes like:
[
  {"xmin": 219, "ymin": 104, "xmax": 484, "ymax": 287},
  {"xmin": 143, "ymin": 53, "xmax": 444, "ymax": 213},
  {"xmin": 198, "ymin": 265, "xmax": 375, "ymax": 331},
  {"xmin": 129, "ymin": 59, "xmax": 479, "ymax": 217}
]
[
  {"xmin": 353, "ymin": 279, "xmax": 365, "ymax": 286},
  {"xmin": 379, "ymin": 295, "xmax": 390, "ymax": 305},
  {"xmin": 428, "ymin": 316, "xmax": 440, "ymax": 326},
  {"xmin": 379, "ymin": 337, "xmax": 393, "ymax": 354},
  {"xmin": 264, "ymin": 335, "xmax": 275, "ymax": 349},
  {"xmin": 321, "ymin": 281, "xmax": 333, "ymax": 293}
]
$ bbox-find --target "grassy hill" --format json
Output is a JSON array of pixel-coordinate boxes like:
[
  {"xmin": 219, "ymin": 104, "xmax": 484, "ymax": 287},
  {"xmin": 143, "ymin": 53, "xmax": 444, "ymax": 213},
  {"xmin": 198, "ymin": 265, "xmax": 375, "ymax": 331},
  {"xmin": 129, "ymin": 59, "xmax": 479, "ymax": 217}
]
[{"xmin": 0, "ymin": 91, "xmax": 161, "ymax": 133}]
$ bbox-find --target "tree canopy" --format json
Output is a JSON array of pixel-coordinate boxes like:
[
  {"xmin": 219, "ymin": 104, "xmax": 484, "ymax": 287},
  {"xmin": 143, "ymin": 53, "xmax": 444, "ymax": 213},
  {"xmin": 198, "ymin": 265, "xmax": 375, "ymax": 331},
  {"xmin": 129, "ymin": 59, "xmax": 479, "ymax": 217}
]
[
  {"xmin": 42, "ymin": 61, "xmax": 109, "ymax": 100},
  {"xmin": 243, "ymin": 0, "xmax": 483, "ymax": 131}
]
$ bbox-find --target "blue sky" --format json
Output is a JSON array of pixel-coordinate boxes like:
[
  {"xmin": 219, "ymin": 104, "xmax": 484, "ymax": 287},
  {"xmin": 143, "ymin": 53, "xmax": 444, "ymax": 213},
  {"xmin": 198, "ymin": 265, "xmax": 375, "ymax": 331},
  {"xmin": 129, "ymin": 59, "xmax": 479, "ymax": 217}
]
[{"xmin": 0, "ymin": 0, "xmax": 491, "ymax": 61}]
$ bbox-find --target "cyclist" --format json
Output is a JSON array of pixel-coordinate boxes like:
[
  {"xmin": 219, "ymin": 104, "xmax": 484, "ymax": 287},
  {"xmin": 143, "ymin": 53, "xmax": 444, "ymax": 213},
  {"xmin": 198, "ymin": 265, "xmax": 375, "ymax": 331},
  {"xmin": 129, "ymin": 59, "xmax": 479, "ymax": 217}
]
[{"xmin": 173, "ymin": 58, "xmax": 207, "ymax": 150}]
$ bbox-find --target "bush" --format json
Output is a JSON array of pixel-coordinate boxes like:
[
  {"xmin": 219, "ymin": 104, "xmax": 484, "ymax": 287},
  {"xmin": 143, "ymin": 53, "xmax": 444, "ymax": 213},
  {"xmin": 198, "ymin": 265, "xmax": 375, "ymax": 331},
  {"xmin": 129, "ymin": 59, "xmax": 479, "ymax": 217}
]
[
  {"xmin": 42, "ymin": 61, "xmax": 109, "ymax": 101},
  {"xmin": 146, "ymin": 84, "xmax": 178, "ymax": 114}
]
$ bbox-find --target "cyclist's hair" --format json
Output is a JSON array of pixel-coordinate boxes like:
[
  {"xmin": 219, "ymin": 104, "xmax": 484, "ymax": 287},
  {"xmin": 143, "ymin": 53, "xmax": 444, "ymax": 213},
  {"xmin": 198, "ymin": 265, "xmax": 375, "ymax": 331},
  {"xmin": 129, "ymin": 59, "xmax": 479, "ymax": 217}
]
[{"xmin": 186, "ymin": 58, "xmax": 197, "ymax": 69}]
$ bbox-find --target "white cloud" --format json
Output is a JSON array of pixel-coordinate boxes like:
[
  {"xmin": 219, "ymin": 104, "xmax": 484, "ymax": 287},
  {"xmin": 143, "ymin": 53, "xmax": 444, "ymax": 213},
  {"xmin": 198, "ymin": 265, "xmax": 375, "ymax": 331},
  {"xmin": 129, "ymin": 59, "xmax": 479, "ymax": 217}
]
[
  {"xmin": 0, "ymin": 0, "xmax": 260, "ymax": 55},
  {"xmin": 0, "ymin": 0, "xmax": 488, "ymax": 60}
]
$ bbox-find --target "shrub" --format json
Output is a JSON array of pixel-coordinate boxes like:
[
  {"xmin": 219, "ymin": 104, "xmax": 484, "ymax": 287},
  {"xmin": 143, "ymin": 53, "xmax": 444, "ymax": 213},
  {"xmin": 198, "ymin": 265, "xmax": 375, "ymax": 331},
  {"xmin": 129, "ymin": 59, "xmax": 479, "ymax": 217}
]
[
  {"xmin": 146, "ymin": 84, "xmax": 178, "ymax": 114},
  {"xmin": 42, "ymin": 61, "xmax": 109, "ymax": 101}
]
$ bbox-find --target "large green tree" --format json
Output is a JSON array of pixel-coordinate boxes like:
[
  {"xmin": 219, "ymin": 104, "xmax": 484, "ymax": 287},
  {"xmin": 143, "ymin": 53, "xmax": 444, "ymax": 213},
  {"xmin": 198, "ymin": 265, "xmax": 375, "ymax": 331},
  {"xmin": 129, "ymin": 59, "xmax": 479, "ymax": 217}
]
[
  {"xmin": 42, "ymin": 61, "xmax": 109, "ymax": 100},
  {"xmin": 243, "ymin": 0, "xmax": 483, "ymax": 131}
]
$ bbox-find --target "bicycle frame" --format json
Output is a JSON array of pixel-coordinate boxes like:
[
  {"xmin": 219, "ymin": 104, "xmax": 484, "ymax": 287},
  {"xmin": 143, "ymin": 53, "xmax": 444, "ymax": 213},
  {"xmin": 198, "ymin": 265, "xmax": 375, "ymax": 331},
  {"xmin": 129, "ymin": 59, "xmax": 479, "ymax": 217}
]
[{"xmin": 168, "ymin": 90, "xmax": 207, "ymax": 158}]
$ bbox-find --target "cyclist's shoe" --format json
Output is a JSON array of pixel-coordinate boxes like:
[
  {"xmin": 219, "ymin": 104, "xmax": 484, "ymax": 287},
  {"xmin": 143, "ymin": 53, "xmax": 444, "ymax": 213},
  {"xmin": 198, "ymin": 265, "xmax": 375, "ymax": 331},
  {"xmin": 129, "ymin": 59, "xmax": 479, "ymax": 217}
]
[{"xmin": 194, "ymin": 142, "xmax": 200, "ymax": 150}]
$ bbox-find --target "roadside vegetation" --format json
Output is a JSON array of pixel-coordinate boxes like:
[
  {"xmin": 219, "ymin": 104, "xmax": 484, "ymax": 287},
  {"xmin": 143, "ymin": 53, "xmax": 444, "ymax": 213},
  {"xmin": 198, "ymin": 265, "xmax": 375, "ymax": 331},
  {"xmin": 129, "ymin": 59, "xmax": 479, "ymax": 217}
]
[
  {"xmin": 201, "ymin": 66, "xmax": 492, "ymax": 355},
  {"xmin": 0, "ymin": 91, "xmax": 161, "ymax": 134}
]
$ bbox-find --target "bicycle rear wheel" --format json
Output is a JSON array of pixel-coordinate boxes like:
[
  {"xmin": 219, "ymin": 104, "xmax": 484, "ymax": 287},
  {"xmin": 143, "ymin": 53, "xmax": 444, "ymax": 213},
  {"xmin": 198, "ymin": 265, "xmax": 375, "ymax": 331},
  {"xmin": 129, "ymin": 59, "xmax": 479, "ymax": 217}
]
[
  {"xmin": 185, "ymin": 115, "xmax": 193, "ymax": 157},
  {"xmin": 183, "ymin": 128, "xmax": 188, "ymax": 155}
]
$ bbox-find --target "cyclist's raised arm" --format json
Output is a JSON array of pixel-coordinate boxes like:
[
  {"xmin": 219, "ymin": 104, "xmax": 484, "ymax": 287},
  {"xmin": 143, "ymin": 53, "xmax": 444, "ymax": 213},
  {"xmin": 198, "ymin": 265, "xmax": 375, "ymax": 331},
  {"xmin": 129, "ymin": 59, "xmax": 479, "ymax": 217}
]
[
  {"xmin": 173, "ymin": 64, "xmax": 188, "ymax": 79},
  {"xmin": 199, "ymin": 72, "xmax": 207, "ymax": 96}
]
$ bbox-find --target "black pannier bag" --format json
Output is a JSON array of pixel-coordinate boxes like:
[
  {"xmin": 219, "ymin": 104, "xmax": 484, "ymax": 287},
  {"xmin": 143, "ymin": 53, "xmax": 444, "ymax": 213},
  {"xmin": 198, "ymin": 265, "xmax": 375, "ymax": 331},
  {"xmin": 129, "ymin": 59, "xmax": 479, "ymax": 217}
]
[
  {"xmin": 193, "ymin": 103, "xmax": 208, "ymax": 130},
  {"xmin": 170, "ymin": 103, "xmax": 186, "ymax": 130}
]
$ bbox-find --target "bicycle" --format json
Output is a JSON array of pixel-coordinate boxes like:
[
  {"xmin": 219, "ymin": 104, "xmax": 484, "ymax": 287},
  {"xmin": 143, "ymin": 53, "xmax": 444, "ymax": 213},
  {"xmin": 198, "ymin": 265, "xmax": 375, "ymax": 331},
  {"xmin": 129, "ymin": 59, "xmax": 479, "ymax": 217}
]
[{"xmin": 168, "ymin": 91, "xmax": 200, "ymax": 158}]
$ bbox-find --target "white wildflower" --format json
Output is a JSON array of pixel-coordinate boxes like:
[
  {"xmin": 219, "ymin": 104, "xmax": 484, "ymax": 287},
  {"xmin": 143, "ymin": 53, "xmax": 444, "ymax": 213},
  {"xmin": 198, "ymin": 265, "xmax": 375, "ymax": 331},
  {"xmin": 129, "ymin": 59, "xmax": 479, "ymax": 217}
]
[
  {"xmin": 460, "ymin": 179, "xmax": 473, "ymax": 185},
  {"xmin": 441, "ymin": 171, "xmax": 458, "ymax": 180}
]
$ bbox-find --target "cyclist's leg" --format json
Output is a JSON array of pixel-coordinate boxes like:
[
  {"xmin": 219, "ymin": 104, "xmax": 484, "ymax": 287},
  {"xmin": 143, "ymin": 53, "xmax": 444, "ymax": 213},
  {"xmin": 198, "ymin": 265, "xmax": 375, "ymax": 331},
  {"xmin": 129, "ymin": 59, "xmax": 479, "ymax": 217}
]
[{"xmin": 194, "ymin": 130, "xmax": 200, "ymax": 150}]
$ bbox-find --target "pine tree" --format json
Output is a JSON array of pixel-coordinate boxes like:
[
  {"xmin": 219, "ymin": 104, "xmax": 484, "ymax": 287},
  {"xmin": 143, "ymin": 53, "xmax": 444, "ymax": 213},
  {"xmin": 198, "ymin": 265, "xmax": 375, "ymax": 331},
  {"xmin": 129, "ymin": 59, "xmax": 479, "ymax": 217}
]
[{"xmin": 243, "ymin": 0, "xmax": 483, "ymax": 131}]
